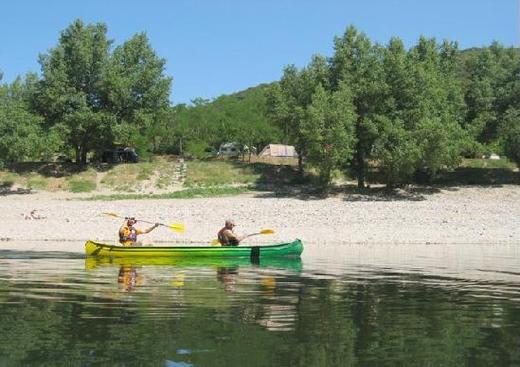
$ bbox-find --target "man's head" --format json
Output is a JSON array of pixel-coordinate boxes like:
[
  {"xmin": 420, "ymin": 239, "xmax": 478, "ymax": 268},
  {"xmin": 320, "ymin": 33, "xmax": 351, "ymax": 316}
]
[
  {"xmin": 126, "ymin": 217, "xmax": 137, "ymax": 227},
  {"xmin": 225, "ymin": 219, "xmax": 236, "ymax": 230}
]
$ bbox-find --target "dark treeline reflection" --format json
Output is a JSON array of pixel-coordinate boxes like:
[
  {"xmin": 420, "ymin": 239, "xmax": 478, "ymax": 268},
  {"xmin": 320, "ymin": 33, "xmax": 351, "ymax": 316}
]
[{"xmin": 0, "ymin": 259, "xmax": 519, "ymax": 366}]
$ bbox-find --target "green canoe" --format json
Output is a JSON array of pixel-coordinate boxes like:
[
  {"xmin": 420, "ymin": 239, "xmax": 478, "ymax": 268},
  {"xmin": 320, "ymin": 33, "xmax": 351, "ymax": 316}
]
[{"xmin": 85, "ymin": 239, "xmax": 303, "ymax": 258}]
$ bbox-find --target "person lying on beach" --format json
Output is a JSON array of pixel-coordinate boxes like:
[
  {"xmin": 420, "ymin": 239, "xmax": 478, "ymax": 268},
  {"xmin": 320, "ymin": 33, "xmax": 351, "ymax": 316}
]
[
  {"xmin": 217, "ymin": 219, "xmax": 248, "ymax": 246},
  {"xmin": 119, "ymin": 217, "xmax": 159, "ymax": 247},
  {"xmin": 22, "ymin": 209, "xmax": 45, "ymax": 220}
]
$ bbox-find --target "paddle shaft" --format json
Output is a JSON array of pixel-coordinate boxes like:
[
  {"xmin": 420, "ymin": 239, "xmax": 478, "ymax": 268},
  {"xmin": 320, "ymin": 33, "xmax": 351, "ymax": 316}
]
[{"xmin": 136, "ymin": 218, "xmax": 165, "ymax": 227}]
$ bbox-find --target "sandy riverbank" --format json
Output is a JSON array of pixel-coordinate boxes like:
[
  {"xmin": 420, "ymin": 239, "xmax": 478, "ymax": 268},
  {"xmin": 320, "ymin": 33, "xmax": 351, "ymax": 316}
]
[{"xmin": 1, "ymin": 185, "xmax": 519, "ymax": 253}]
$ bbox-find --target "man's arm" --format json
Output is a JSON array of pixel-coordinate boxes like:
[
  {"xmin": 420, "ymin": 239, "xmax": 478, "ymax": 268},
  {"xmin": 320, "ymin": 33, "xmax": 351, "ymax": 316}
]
[
  {"xmin": 142, "ymin": 223, "xmax": 160, "ymax": 234},
  {"xmin": 224, "ymin": 229, "xmax": 247, "ymax": 243}
]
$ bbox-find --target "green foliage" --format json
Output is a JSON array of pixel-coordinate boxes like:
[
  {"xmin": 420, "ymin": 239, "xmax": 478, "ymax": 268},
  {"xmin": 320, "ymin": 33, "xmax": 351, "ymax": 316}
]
[
  {"xmin": 302, "ymin": 82, "xmax": 357, "ymax": 187},
  {"xmin": 373, "ymin": 117, "xmax": 421, "ymax": 186},
  {"xmin": 1, "ymin": 20, "xmax": 518, "ymax": 189},
  {"xmin": 35, "ymin": 20, "xmax": 113, "ymax": 165},
  {"xmin": 34, "ymin": 19, "xmax": 171, "ymax": 165},
  {"xmin": 271, "ymin": 25, "xmax": 469, "ymax": 188},
  {"xmin": 68, "ymin": 179, "xmax": 96, "ymax": 192},
  {"xmin": 184, "ymin": 140, "xmax": 212, "ymax": 159},
  {"xmin": 330, "ymin": 26, "xmax": 386, "ymax": 187},
  {"xmin": 167, "ymin": 84, "xmax": 280, "ymax": 158},
  {"xmin": 462, "ymin": 43, "xmax": 519, "ymax": 144},
  {"xmin": 104, "ymin": 33, "xmax": 172, "ymax": 155},
  {"xmin": 266, "ymin": 55, "xmax": 333, "ymax": 175},
  {"xmin": 499, "ymin": 108, "xmax": 520, "ymax": 167},
  {"xmin": 0, "ymin": 76, "xmax": 59, "ymax": 167}
]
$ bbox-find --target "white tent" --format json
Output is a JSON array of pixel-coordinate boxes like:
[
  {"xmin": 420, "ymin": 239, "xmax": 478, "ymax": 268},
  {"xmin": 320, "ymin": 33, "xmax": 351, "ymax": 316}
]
[{"xmin": 259, "ymin": 144, "xmax": 298, "ymax": 157}]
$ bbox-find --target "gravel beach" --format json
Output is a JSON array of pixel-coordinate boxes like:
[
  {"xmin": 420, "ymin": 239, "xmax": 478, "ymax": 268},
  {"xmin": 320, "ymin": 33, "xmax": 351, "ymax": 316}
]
[{"xmin": 1, "ymin": 185, "xmax": 519, "ymax": 253}]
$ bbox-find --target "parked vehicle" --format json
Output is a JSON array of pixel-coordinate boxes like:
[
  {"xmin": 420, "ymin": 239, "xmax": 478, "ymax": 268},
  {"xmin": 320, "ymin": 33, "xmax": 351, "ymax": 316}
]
[
  {"xmin": 217, "ymin": 142, "xmax": 242, "ymax": 158},
  {"xmin": 101, "ymin": 147, "xmax": 139, "ymax": 163}
]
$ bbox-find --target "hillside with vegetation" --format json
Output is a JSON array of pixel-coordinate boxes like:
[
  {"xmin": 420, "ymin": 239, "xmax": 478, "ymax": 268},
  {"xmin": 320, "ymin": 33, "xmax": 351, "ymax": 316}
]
[{"xmin": 1, "ymin": 20, "xmax": 519, "ymax": 194}]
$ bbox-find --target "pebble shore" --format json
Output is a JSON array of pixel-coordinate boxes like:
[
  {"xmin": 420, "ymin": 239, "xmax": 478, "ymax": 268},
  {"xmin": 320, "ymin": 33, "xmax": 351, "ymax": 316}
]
[{"xmin": 1, "ymin": 185, "xmax": 519, "ymax": 253}]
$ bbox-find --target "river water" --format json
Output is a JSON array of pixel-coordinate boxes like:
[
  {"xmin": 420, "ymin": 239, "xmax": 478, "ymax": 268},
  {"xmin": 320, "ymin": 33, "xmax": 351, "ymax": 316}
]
[{"xmin": 0, "ymin": 243, "xmax": 519, "ymax": 366}]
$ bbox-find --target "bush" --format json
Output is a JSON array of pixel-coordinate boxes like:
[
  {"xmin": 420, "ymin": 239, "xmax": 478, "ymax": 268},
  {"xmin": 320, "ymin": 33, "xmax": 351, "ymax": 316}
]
[{"xmin": 184, "ymin": 140, "xmax": 212, "ymax": 159}]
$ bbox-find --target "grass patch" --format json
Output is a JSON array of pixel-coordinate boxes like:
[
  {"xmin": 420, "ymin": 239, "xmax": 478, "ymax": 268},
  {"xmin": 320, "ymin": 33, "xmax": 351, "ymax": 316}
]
[
  {"xmin": 85, "ymin": 185, "xmax": 249, "ymax": 201},
  {"xmin": 27, "ymin": 176, "xmax": 49, "ymax": 190},
  {"xmin": 0, "ymin": 172, "xmax": 20, "ymax": 188},
  {"xmin": 68, "ymin": 179, "xmax": 97, "ymax": 193},
  {"xmin": 460, "ymin": 158, "xmax": 517, "ymax": 170},
  {"xmin": 136, "ymin": 163, "xmax": 156, "ymax": 181},
  {"xmin": 99, "ymin": 160, "xmax": 172, "ymax": 190},
  {"xmin": 184, "ymin": 161, "xmax": 259, "ymax": 187},
  {"xmin": 66, "ymin": 168, "xmax": 97, "ymax": 192}
]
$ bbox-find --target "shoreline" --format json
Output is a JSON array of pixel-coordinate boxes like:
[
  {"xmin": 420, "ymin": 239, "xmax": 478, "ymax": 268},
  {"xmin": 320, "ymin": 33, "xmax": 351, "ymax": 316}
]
[{"xmin": 1, "ymin": 185, "xmax": 519, "ymax": 253}]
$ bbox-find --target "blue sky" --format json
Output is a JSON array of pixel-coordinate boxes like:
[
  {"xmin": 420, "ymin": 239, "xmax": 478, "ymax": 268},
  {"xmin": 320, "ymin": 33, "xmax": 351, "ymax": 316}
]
[{"xmin": 0, "ymin": 0, "xmax": 518, "ymax": 104}]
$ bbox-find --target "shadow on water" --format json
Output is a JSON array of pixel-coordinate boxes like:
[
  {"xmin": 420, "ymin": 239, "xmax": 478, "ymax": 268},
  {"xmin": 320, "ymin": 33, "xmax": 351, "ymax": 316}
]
[{"xmin": 0, "ymin": 249, "xmax": 84, "ymax": 259}]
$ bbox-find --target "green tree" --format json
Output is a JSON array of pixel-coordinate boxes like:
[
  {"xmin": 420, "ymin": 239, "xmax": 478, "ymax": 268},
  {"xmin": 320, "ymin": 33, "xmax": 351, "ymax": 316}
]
[
  {"xmin": 372, "ymin": 38, "xmax": 420, "ymax": 186},
  {"xmin": 267, "ymin": 66, "xmax": 307, "ymax": 174},
  {"xmin": 267, "ymin": 55, "xmax": 329, "ymax": 174},
  {"xmin": 35, "ymin": 20, "xmax": 172, "ymax": 165},
  {"xmin": 0, "ymin": 76, "xmax": 60, "ymax": 166},
  {"xmin": 499, "ymin": 108, "xmax": 520, "ymax": 168},
  {"xmin": 103, "ymin": 32, "xmax": 172, "ymax": 157},
  {"xmin": 406, "ymin": 37, "xmax": 464, "ymax": 180},
  {"xmin": 35, "ymin": 19, "xmax": 112, "ymax": 165},
  {"xmin": 330, "ymin": 26, "xmax": 385, "ymax": 188},
  {"xmin": 302, "ymin": 82, "xmax": 357, "ymax": 187},
  {"xmin": 463, "ymin": 42, "xmax": 519, "ymax": 149}
]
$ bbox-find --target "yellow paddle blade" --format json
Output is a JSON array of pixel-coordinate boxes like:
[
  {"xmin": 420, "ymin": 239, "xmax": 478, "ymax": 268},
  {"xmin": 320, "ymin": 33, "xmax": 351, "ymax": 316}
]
[
  {"xmin": 211, "ymin": 239, "xmax": 221, "ymax": 246},
  {"xmin": 167, "ymin": 223, "xmax": 186, "ymax": 233},
  {"xmin": 259, "ymin": 229, "xmax": 274, "ymax": 234}
]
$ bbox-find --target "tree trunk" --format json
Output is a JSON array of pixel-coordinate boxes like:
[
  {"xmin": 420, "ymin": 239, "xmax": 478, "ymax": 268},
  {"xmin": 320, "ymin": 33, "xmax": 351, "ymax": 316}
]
[
  {"xmin": 75, "ymin": 146, "xmax": 81, "ymax": 164},
  {"xmin": 356, "ymin": 151, "xmax": 365, "ymax": 189},
  {"xmin": 80, "ymin": 145, "xmax": 88, "ymax": 167},
  {"xmin": 298, "ymin": 154, "xmax": 304, "ymax": 176}
]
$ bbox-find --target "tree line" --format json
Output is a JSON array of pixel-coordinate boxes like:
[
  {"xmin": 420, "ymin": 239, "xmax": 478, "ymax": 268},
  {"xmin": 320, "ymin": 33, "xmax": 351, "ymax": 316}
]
[
  {"xmin": 1, "ymin": 21, "xmax": 519, "ymax": 188},
  {"xmin": 267, "ymin": 26, "xmax": 520, "ymax": 188}
]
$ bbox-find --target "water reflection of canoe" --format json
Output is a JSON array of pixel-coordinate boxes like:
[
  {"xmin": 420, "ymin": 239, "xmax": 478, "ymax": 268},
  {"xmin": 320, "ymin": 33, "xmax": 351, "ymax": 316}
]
[
  {"xmin": 85, "ymin": 239, "xmax": 303, "ymax": 258},
  {"xmin": 85, "ymin": 255, "xmax": 303, "ymax": 272}
]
